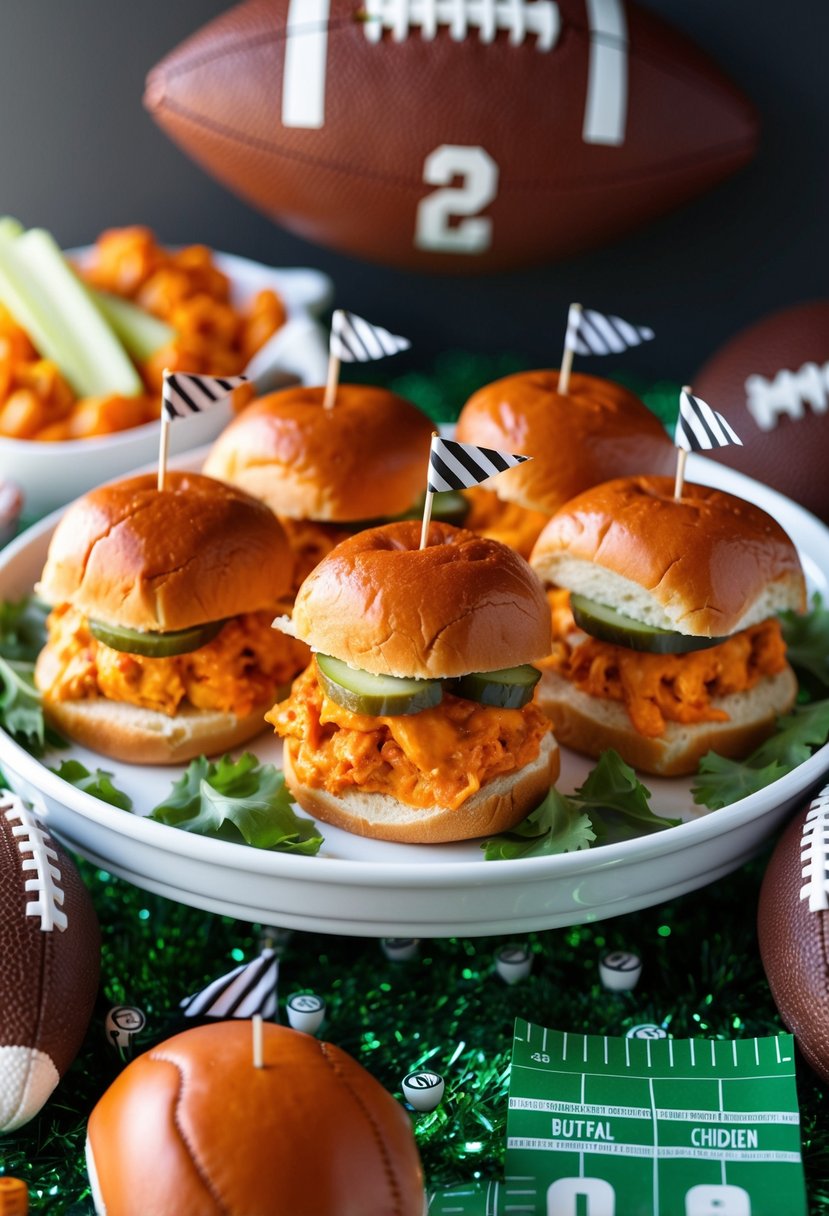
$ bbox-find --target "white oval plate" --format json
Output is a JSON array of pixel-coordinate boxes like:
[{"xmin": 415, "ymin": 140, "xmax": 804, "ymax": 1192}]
[
  {"xmin": 0, "ymin": 455, "xmax": 827, "ymax": 935},
  {"xmin": 0, "ymin": 249, "xmax": 333, "ymax": 516}
]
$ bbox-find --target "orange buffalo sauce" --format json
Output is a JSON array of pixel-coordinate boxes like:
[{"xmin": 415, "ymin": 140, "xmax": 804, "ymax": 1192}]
[
  {"xmin": 542, "ymin": 589, "xmax": 789, "ymax": 738},
  {"xmin": 36, "ymin": 605, "xmax": 308, "ymax": 717},
  {"xmin": 269, "ymin": 661, "xmax": 551, "ymax": 810}
]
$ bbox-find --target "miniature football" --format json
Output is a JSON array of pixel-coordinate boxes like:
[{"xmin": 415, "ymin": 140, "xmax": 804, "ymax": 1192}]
[
  {"xmin": 86, "ymin": 1021, "xmax": 425, "ymax": 1215},
  {"xmin": 758, "ymin": 784, "xmax": 829, "ymax": 1084},
  {"xmin": 144, "ymin": 0, "xmax": 758, "ymax": 273},
  {"xmin": 694, "ymin": 301, "xmax": 829, "ymax": 523},
  {"xmin": 0, "ymin": 790, "xmax": 100, "ymax": 1131}
]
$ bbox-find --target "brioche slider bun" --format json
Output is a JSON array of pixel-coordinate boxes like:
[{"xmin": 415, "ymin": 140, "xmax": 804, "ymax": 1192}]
[
  {"xmin": 35, "ymin": 472, "xmax": 298, "ymax": 764},
  {"xmin": 456, "ymin": 370, "xmax": 675, "ymax": 517},
  {"xmin": 203, "ymin": 384, "xmax": 435, "ymax": 523},
  {"xmin": 86, "ymin": 1022, "xmax": 425, "ymax": 1216},
  {"xmin": 529, "ymin": 476, "xmax": 806, "ymax": 776},
  {"xmin": 275, "ymin": 520, "xmax": 559, "ymax": 843}
]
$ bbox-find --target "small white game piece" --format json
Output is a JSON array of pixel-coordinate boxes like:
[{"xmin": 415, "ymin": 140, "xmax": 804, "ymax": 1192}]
[
  {"xmin": 105, "ymin": 1005, "xmax": 146, "ymax": 1059},
  {"xmin": 381, "ymin": 937, "xmax": 420, "ymax": 961},
  {"xmin": 286, "ymin": 992, "xmax": 326, "ymax": 1034},
  {"xmin": 599, "ymin": 949, "xmax": 643, "ymax": 992},
  {"xmin": 494, "ymin": 943, "xmax": 533, "ymax": 985},
  {"xmin": 625, "ymin": 1023, "xmax": 667, "ymax": 1040},
  {"xmin": 402, "ymin": 1070, "xmax": 445, "ymax": 1112}
]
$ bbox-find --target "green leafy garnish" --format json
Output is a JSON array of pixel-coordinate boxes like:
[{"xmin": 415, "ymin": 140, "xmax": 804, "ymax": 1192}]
[
  {"xmin": 50, "ymin": 759, "xmax": 132, "ymax": 810},
  {"xmin": 483, "ymin": 750, "xmax": 677, "ymax": 860},
  {"xmin": 151, "ymin": 753, "xmax": 323, "ymax": 854},
  {"xmin": 693, "ymin": 699, "xmax": 829, "ymax": 809},
  {"xmin": 0, "ymin": 596, "xmax": 49, "ymax": 661},
  {"xmin": 780, "ymin": 594, "xmax": 829, "ymax": 692},
  {"xmin": 0, "ymin": 597, "xmax": 57, "ymax": 755}
]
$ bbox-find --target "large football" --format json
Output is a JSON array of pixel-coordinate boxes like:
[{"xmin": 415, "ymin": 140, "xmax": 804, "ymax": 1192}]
[
  {"xmin": 0, "ymin": 790, "xmax": 100, "ymax": 1131},
  {"xmin": 694, "ymin": 302, "xmax": 829, "ymax": 523},
  {"xmin": 758, "ymin": 783, "xmax": 829, "ymax": 1084},
  {"xmin": 144, "ymin": 0, "xmax": 758, "ymax": 273}
]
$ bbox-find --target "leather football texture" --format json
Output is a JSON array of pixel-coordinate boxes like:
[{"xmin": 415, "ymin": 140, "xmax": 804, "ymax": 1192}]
[
  {"xmin": 0, "ymin": 790, "xmax": 100, "ymax": 1131},
  {"xmin": 694, "ymin": 301, "xmax": 829, "ymax": 524},
  {"xmin": 144, "ymin": 0, "xmax": 758, "ymax": 273}
]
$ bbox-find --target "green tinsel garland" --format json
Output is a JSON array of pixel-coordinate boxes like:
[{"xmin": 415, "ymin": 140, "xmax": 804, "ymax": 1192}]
[{"xmin": 2, "ymin": 359, "xmax": 827, "ymax": 1212}]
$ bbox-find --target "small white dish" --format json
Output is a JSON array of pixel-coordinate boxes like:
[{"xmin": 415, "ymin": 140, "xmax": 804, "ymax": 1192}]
[{"xmin": 0, "ymin": 250, "xmax": 333, "ymax": 517}]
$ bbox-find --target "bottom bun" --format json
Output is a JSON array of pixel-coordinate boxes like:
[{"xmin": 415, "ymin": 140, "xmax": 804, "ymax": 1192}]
[
  {"xmin": 43, "ymin": 696, "xmax": 275, "ymax": 765},
  {"xmin": 284, "ymin": 732, "xmax": 560, "ymax": 843},
  {"xmin": 537, "ymin": 667, "xmax": 798, "ymax": 777}
]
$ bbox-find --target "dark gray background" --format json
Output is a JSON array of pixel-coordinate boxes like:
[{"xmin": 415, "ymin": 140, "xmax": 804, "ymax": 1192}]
[{"xmin": 0, "ymin": 0, "xmax": 825, "ymax": 381}]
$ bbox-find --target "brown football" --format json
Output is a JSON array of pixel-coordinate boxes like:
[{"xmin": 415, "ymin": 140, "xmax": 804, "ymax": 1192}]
[
  {"xmin": 0, "ymin": 790, "xmax": 100, "ymax": 1131},
  {"xmin": 694, "ymin": 301, "xmax": 829, "ymax": 523},
  {"xmin": 758, "ymin": 783, "xmax": 829, "ymax": 1083}
]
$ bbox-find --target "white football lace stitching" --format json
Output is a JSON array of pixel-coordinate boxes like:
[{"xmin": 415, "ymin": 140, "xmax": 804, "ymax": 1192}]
[
  {"xmin": 799, "ymin": 784, "xmax": 829, "ymax": 913},
  {"xmin": 362, "ymin": 0, "xmax": 560, "ymax": 48},
  {"xmin": 2, "ymin": 790, "xmax": 67, "ymax": 932}
]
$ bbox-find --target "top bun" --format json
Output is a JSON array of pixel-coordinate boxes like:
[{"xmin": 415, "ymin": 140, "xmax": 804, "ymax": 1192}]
[
  {"xmin": 37, "ymin": 471, "xmax": 293, "ymax": 631},
  {"xmin": 203, "ymin": 384, "xmax": 435, "ymax": 522},
  {"xmin": 455, "ymin": 371, "xmax": 674, "ymax": 513},
  {"xmin": 530, "ymin": 476, "xmax": 806, "ymax": 636},
  {"xmin": 290, "ymin": 520, "xmax": 552, "ymax": 678}
]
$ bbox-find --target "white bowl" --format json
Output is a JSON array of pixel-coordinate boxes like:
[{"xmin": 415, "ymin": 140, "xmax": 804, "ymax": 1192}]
[
  {"xmin": 0, "ymin": 251, "xmax": 333, "ymax": 517},
  {"xmin": 0, "ymin": 455, "xmax": 827, "ymax": 934}
]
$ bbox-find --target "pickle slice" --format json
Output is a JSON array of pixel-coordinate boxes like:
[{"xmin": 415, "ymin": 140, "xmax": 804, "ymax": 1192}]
[
  {"xmin": 569, "ymin": 594, "xmax": 726, "ymax": 654},
  {"xmin": 89, "ymin": 617, "xmax": 226, "ymax": 657},
  {"xmin": 316, "ymin": 654, "xmax": 443, "ymax": 717},
  {"xmin": 449, "ymin": 664, "xmax": 541, "ymax": 709}
]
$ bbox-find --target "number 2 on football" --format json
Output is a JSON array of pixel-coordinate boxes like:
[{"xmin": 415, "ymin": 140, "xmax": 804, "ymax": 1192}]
[{"xmin": 414, "ymin": 145, "xmax": 499, "ymax": 254}]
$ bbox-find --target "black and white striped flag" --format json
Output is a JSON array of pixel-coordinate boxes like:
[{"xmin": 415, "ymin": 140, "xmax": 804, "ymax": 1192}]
[
  {"xmin": 428, "ymin": 436, "xmax": 530, "ymax": 493},
  {"xmin": 161, "ymin": 371, "xmax": 248, "ymax": 420},
  {"xmin": 329, "ymin": 309, "xmax": 410, "ymax": 363},
  {"xmin": 180, "ymin": 948, "xmax": 278, "ymax": 1020},
  {"xmin": 675, "ymin": 390, "xmax": 743, "ymax": 453},
  {"xmin": 565, "ymin": 305, "xmax": 655, "ymax": 357}
]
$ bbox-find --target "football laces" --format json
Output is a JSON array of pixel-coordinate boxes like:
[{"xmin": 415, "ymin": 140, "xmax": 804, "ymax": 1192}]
[
  {"xmin": 2, "ymin": 790, "xmax": 68, "ymax": 932},
  {"xmin": 799, "ymin": 784, "xmax": 829, "ymax": 913},
  {"xmin": 361, "ymin": 0, "xmax": 560, "ymax": 48}
]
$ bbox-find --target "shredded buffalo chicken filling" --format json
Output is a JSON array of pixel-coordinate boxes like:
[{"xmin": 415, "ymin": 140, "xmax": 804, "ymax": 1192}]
[
  {"xmin": 462, "ymin": 487, "xmax": 549, "ymax": 559},
  {"xmin": 542, "ymin": 589, "xmax": 789, "ymax": 738},
  {"xmin": 268, "ymin": 661, "xmax": 551, "ymax": 810},
  {"xmin": 37, "ymin": 604, "xmax": 309, "ymax": 717},
  {"xmin": 278, "ymin": 518, "xmax": 355, "ymax": 595}
]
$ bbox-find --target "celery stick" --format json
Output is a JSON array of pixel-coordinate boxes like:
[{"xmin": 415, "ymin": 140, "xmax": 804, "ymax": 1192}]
[
  {"xmin": 0, "ymin": 217, "xmax": 23, "ymax": 241},
  {"xmin": 92, "ymin": 290, "xmax": 175, "ymax": 362},
  {"xmin": 12, "ymin": 228, "xmax": 142, "ymax": 398}
]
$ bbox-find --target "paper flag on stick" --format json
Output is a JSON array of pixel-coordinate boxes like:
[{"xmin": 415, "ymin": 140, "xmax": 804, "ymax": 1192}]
[
  {"xmin": 329, "ymin": 309, "xmax": 410, "ymax": 363},
  {"xmin": 162, "ymin": 371, "xmax": 248, "ymax": 420},
  {"xmin": 180, "ymin": 948, "xmax": 278, "ymax": 1020},
  {"xmin": 675, "ymin": 389, "xmax": 743, "ymax": 453},
  {"xmin": 565, "ymin": 306, "xmax": 655, "ymax": 358},
  {"xmin": 323, "ymin": 308, "xmax": 410, "ymax": 409},
  {"xmin": 428, "ymin": 437, "xmax": 530, "ymax": 494},
  {"xmin": 421, "ymin": 436, "xmax": 530, "ymax": 547}
]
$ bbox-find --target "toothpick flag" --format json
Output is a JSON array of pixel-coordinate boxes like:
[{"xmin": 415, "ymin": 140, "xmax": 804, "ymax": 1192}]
[
  {"xmin": 674, "ymin": 389, "xmax": 743, "ymax": 453},
  {"xmin": 180, "ymin": 948, "xmax": 278, "ymax": 1020},
  {"xmin": 330, "ymin": 309, "xmax": 410, "ymax": 363},
  {"xmin": 673, "ymin": 387, "xmax": 742, "ymax": 500},
  {"xmin": 324, "ymin": 309, "xmax": 410, "ymax": 408},
  {"xmin": 162, "ymin": 371, "xmax": 248, "ymax": 420},
  {"xmin": 428, "ymin": 437, "xmax": 530, "ymax": 493},
  {"xmin": 564, "ymin": 306, "xmax": 655, "ymax": 358},
  {"xmin": 559, "ymin": 303, "xmax": 654, "ymax": 395},
  {"xmin": 420, "ymin": 436, "xmax": 530, "ymax": 547},
  {"xmin": 158, "ymin": 369, "xmax": 247, "ymax": 491}
]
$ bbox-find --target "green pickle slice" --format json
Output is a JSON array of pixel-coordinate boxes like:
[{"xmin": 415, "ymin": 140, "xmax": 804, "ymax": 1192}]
[
  {"xmin": 316, "ymin": 653, "xmax": 443, "ymax": 717},
  {"xmin": 569, "ymin": 593, "xmax": 726, "ymax": 654},
  {"xmin": 448, "ymin": 665, "xmax": 541, "ymax": 709},
  {"xmin": 89, "ymin": 618, "xmax": 226, "ymax": 658}
]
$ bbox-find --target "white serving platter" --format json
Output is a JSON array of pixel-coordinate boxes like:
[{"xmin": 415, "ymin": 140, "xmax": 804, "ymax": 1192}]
[
  {"xmin": 0, "ymin": 249, "xmax": 333, "ymax": 516},
  {"xmin": 0, "ymin": 455, "xmax": 827, "ymax": 935}
]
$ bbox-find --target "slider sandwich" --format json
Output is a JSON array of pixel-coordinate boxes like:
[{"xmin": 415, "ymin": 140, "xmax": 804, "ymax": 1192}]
[
  {"xmin": 455, "ymin": 371, "xmax": 675, "ymax": 556},
  {"xmin": 35, "ymin": 472, "xmax": 308, "ymax": 764},
  {"xmin": 529, "ymin": 476, "xmax": 806, "ymax": 776},
  {"xmin": 268, "ymin": 520, "xmax": 559, "ymax": 843},
  {"xmin": 203, "ymin": 385, "xmax": 456, "ymax": 591}
]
